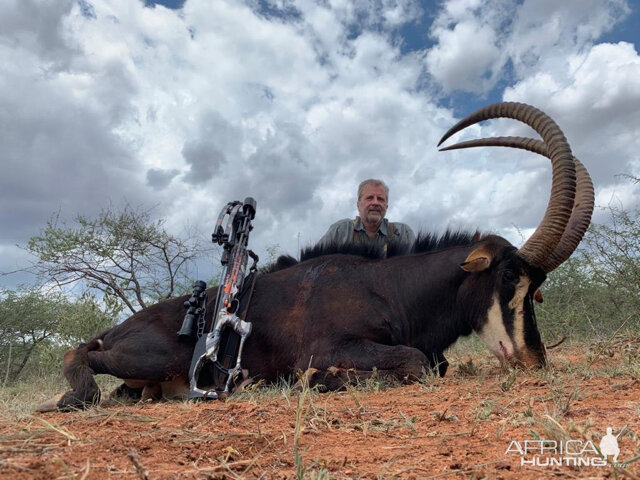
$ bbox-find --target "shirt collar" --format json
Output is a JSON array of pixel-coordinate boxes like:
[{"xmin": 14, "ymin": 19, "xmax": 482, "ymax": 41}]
[{"xmin": 354, "ymin": 216, "xmax": 389, "ymax": 235}]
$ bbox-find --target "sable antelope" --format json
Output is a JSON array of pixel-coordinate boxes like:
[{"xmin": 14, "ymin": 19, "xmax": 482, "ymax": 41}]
[{"xmin": 38, "ymin": 102, "xmax": 594, "ymax": 411}]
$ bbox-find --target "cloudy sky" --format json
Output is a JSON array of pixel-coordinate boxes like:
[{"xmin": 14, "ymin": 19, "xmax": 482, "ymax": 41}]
[{"xmin": 2, "ymin": 0, "xmax": 639, "ymax": 289}]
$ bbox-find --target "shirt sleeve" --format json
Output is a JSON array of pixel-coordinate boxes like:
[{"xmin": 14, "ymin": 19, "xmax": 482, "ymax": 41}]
[
  {"xmin": 395, "ymin": 222, "xmax": 415, "ymax": 246},
  {"xmin": 317, "ymin": 219, "xmax": 352, "ymax": 248}
]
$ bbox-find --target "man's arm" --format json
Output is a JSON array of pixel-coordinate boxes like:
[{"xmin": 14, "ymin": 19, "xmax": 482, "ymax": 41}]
[
  {"xmin": 393, "ymin": 222, "xmax": 415, "ymax": 246},
  {"xmin": 317, "ymin": 219, "xmax": 353, "ymax": 248}
]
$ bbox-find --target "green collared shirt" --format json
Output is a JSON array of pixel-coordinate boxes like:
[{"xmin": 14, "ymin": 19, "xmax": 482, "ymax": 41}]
[{"xmin": 318, "ymin": 216, "xmax": 415, "ymax": 252}]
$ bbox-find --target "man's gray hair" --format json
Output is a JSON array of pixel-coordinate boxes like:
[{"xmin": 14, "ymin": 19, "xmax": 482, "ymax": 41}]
[{"xmin": 357, "ymin": 179, "xmax": 389, "ymax": 201}]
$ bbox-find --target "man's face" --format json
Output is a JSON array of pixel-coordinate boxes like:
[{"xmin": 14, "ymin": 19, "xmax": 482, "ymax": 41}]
[{"xmin": 357, "ymin": 184, "xmax": 388, "ymax": 226}]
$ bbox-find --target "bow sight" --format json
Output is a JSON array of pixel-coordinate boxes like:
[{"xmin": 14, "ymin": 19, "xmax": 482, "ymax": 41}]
[{"xmin": 180, "ymin": 197, "xmax": 258, "ymax": 400}]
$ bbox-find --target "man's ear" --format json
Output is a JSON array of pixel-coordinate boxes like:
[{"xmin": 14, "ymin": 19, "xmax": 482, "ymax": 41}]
[{"xmin": 460, "ymin": 246, "xmax": 493, "ymax": 272}]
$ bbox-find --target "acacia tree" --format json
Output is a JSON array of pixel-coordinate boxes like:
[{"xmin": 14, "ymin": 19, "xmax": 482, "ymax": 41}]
[
  {"xmin": 0, "ymin": 288, "xmax": 113, "ymax": 384},
  {"xmin": 582, "ymin": 203, "xmax": 640, "ymax": 315},
  {"xmin": 538, "ymin": 175, "xmax": 640, "ymax": 336},
  {"xmin": 27, "ymin": 205, "xmax": 210, "ymax": 314}
]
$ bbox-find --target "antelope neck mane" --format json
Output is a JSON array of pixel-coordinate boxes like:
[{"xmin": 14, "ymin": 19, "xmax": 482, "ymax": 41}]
[{"xmin": 261, "ymin": 229, "xmax": 482, "ymax": 274}]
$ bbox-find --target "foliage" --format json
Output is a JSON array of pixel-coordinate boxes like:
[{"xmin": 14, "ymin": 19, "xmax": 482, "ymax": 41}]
[
  {"xmin": 538, "ymin": 177, "xmax": 640, "ymax": 339},
  {"xmin": 0, "ymin": 288, "xmax": 114, "ymax": 385},
  {"xmin": 582, "ymin": 204, "xmax": 640, "ymax": 313},
  {"xmin": 27, "ymin": 205, "xmax": 209, "ymax": 314}
]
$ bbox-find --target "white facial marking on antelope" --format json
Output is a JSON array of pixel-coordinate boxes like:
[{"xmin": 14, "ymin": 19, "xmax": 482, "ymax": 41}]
[{"xmin": 478, "ymin": 294, "xmax": 515, "ymax": 362}]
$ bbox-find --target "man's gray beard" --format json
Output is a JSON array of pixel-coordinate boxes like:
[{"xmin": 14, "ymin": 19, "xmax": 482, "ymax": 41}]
[{"xmin": 365, "ymin": 211, "xmax": 383, "ymax": 225}]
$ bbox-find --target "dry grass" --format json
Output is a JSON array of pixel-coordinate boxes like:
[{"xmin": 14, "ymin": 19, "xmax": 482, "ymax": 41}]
[{"xmin": 1, "ymin": 334, "xmax": 639, "ymax": 479}]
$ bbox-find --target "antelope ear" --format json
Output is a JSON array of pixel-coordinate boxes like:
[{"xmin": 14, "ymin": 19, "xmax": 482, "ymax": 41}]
[
  {"xmin": 534, "ymin": 289, "xmax": 543, "ymax": 303},
  {"xmin": 460, "ymin": 247, "xmax": 492, "ymax": 272}
]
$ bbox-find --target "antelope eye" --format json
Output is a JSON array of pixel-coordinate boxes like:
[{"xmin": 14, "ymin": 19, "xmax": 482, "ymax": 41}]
[{"xmin": 502, "ymin": 270, "xmax": 517, "ymax": 282}]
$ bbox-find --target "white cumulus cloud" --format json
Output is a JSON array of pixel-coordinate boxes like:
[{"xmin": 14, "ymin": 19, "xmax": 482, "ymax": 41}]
[{"xmin": 0, "ymin": 0, "xmax": 638, "ymax": 289}]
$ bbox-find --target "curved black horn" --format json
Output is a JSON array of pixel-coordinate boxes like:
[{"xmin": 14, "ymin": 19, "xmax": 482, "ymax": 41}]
[
  {"xmin": 438, "ymin": 102, "xmax": 577, "ymax": 267},
  {"xmin": 440, "ymin": 136, "xmax": 594, "ymax": 272}
]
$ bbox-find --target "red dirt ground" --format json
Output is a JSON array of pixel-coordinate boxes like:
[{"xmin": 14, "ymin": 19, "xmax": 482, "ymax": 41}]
[{"xmin": 1, "ymin": 347, "xmax": 639, "ymax": 479}]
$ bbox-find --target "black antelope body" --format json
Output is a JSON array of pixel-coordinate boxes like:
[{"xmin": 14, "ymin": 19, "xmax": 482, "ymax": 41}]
[{"xmin": 39, "ymin": 102, "xmax": 594, "ymax": 411}]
